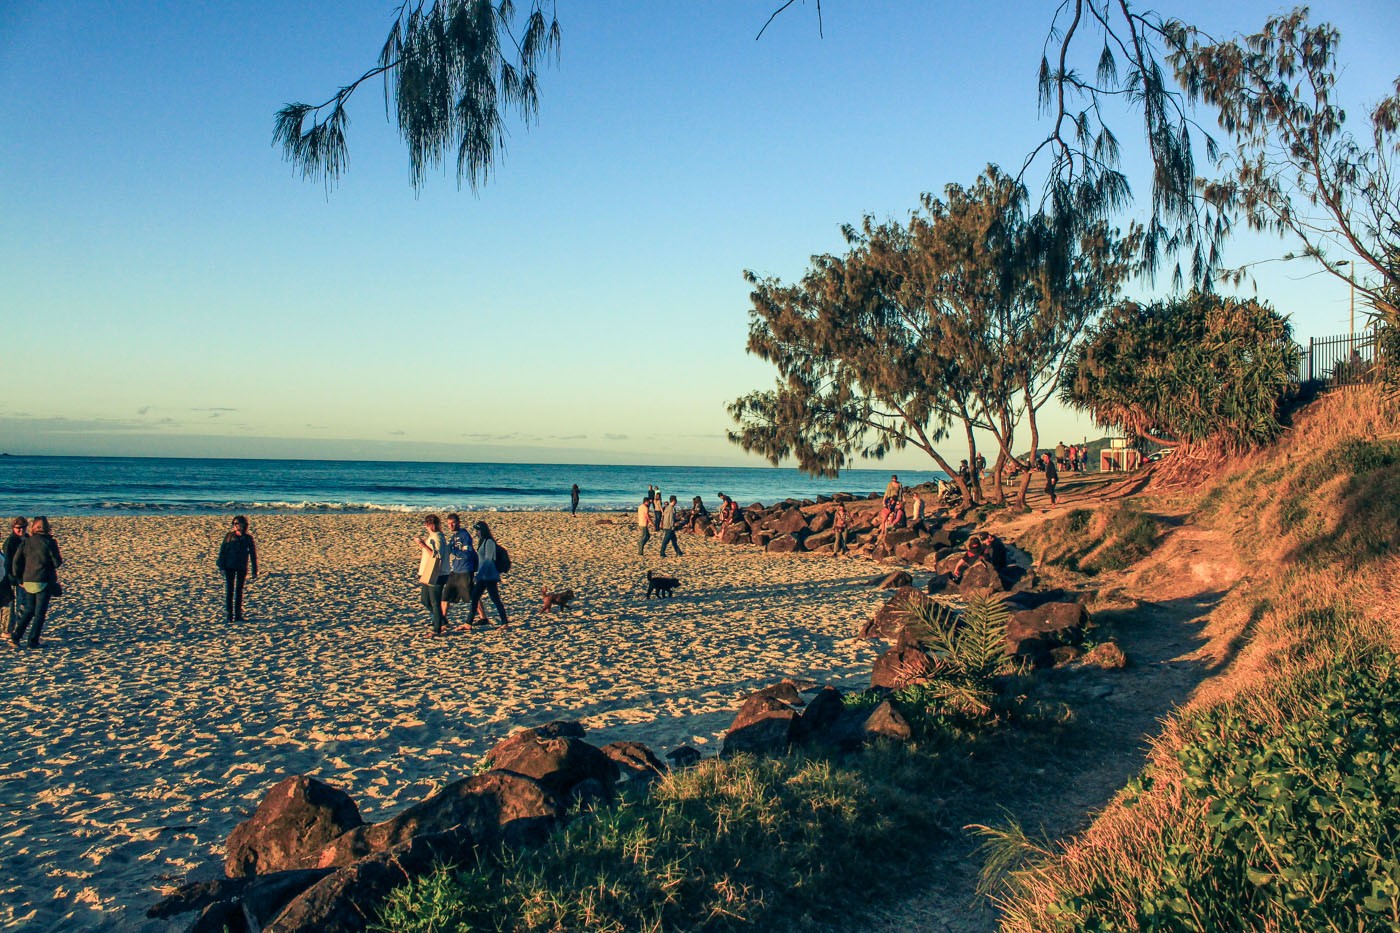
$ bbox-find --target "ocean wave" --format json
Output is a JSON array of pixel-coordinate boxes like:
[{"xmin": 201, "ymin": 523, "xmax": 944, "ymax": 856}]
[{"xmin": 44, "ymin": 500, "xmax": 622, "ymax": 516}]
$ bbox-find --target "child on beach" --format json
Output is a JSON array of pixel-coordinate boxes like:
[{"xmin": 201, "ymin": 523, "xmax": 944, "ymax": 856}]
[{"xmin": 216, "ymin": 515, "xmax": 258, "ymax": 622}]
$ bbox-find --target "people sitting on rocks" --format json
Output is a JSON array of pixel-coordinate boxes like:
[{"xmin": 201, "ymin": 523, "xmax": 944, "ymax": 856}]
[
  {"xmin": 950, "ymin": 534, "xmax": 989, "ymax": 584},
  {"xmin": 686, "ymin": 495, "xmax": 709, "ymax": 534}
]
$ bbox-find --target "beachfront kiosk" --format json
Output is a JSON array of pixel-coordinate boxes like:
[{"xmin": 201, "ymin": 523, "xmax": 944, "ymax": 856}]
[{"xmin": 1101, "ymin": 437, "xmax": 1143, "ymax": 472}]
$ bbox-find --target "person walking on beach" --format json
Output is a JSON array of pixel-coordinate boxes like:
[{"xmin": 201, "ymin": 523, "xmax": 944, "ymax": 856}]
[
  {"xmin": 468, "ymin": 521, "xmax": 509, "ymax": 627},
  {"xmin": 637, "ymin": 495, "xmax": 655, "ymax": 555},
  {"xmin": 570, "ymin": 484, "xmax": 581, "ymax": 516},
  {"xmin": 216, "ymin": 515, "xmax": 258, "ymax": 622},
  {"xmin": 441, "ymin": 513, "xmax": 486, "ymax": 628},
  {"xmin": 1041, "ymin": 452, "xmax": 1060, "ymax": 505},
  {"xmin": 9, "ymin": 517, "xmax": 62, "ymax": 649},
  {"xmin": 414, "ymin": 514, "xmax": 449, "ymax": 636},
  {"xmin": 2, "ymin": 518, "xmax": 26, "ymax": 639},
  {"xmin": 832, "ymin": 502, "xmax": 850, "ymax": 555},
  {"xmin": 658, "ymin": 495, "xmax": 684, "ymax": 558}
]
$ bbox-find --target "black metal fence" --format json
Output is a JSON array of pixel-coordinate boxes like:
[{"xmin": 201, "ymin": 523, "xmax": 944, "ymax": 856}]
[{"xmin": 1297, "ymin": 330, "xmax": 1382, "ymax": 390}]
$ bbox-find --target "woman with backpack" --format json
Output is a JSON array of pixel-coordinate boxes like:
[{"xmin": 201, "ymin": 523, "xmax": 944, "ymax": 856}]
[
  {"xmin": 467, "ymin": 521, "xmax": 509, "ymax": 627},
  {"xmin": 216, "ymin": 515, "xmax": 258, "ymax": 622}
]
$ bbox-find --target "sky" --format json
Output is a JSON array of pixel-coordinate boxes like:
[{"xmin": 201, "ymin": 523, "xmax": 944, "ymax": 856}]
[{"xmin": 1, "ymin": 1, "xmax": 1395, "ymax": 468}]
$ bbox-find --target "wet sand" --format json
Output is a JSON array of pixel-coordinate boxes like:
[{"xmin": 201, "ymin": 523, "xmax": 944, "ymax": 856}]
[{"xmin": 0, "ymin": 512, "xmax": 887, "ymax": 929}]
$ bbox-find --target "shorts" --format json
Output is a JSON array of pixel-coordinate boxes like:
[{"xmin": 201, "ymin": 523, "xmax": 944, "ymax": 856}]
[{"xmin": 442, "ymin": 572, "xmax": 473, "ymax": 603}]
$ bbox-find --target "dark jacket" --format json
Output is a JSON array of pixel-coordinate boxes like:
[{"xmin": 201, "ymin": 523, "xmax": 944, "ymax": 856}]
[
  {"xmin": 218, "ymin": 534, "xmax": 258, "ymax": 574},
  {"xmin": 3, "ymin": 533, "xmax": 25, "ymax": 583},
  {"xmin": 13, "ymin": 532, "xmax": 62, "ymax": 585}
]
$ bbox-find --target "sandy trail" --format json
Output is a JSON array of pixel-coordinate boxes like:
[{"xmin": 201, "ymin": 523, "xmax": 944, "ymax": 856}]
[{"xmin": 0, "ymin": 512, "xmax": 886, "ymax": 930}]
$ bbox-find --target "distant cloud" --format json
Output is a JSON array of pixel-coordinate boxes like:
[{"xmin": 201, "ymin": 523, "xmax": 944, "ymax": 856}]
[
  {"xmin": 602, "ymin": 433, "xmax": 629, "ymax": 441},
  {"xmin": 191, "ymin": 407, "xmax": 238, "ymax": 412},
  {"xmin": 388, "ymin": 430, "xmax": 406, "ymax": 436},
  {"xmin": 137, "ymin": 406, "xmax": 151, "ymax": 416},
  {"xmin": 550, "ymin": 434, "xmax": 587, "ymax": 441}
]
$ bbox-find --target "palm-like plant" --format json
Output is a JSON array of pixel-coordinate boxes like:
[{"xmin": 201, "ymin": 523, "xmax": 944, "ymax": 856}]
[{"xmin": 899, "ymin": 595, "xmax": 1018, "ymax": 718}]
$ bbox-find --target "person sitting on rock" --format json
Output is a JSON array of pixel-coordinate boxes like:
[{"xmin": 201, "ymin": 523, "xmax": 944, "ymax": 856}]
[{"xmin": 950, "ymin": 534, "xmax": 989, "ymax": 584}]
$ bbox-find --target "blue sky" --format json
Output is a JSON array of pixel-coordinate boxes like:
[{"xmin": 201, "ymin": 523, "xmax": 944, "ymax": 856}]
[{"xmin": 1, "ymin": 1, "xmax": 1395, "ymax": 467}]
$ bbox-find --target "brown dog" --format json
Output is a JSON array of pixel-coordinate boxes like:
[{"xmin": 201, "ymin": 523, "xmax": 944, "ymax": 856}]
[{"xmin": 539, "ymin": 585, "xmax": 576, "ymax": 614}]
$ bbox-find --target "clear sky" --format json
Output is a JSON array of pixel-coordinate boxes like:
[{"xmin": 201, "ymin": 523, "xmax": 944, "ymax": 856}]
[{"xmin": 2, "ymin": 1, "xmax": 1395, "ymax": 468}]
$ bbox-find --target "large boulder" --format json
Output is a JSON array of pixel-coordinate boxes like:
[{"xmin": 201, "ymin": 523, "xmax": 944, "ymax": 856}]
[
  {"xmin": 804, "ymin": 529, "xmax": 836, "ymax": 551},
  {"xmin": 772, "ymin": 508, "xmax": 811, "ymax": 535},
  {"xmin": 955, "ymin": 559, "xmax": 1005, "ymax": 597},
  {"xmin": 871, "ymin": 644, "xmax": 934, "ymax": 689},
  {"xmin": 792, "ymin": 686, "xmax": 844, "ymax": 743},
  {"xmin": 858, "ymin": 586, "xmax": 929, "ymax": 640},
  {"xmin": 719, "ymin": 526, "xmax": 750, "ymax": 545},
  {"xmin": 486, "ymin": 725, "xmax": 619, "ymax": 798},
  {"xmin": 872, "ymin": 570, "xmax": 913, "ymax": 589},
  {"xmin": 894, "ymin": 539, "xmax": 939, "ymax": 566},
  {"xmin": 882, "ymin": 528, "xmax": 922, "ymax": 550},
  {"xmin": 807, "ymin": 510, "xmax": 833, "ymax": 534},
  {"xmin": 600, "ymin": 741, "xmax": 668, "ymax": 784},
  {"xmin": 267, "ymin": 829, "xmax": 473, "ymax": 933},
  {"xmin": 745, "ymin": 681, "xmax": 807, "ymax": 707},
  {"xmin": 1004, "ymin": 591, "xmax": 1089, "ymax": 667},
  {"xmin": 316, "ymin": 770, "xmax": 563, "ymax": 869},
  {"xmin": 766, "ymin": 534, "xmax": 805, "ymax": 554},
  {"xmin": 823, "ymin": 700, "xmax": 913, "ymax": 749},
  {"xmin": 721, "ymin": 694, "xmax": 799, "ymax": 757},
  {"xmin": 147, "ymin": 869, "xmax": 331, "ymax": 927},
  {"xmin": 224, "ymin": 775, "xmax": 364, "ymax": 879}
]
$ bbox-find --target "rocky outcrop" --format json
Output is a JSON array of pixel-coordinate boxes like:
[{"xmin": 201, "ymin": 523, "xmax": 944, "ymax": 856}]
[
  {"xmin": 601, "ymin": 741, "xmax": 668, "ymax": 784},
  {"xmin": 224, "ymin": 775, "xmax": 364, "ymax": 879},
  {"xmin": 859, "ymin": 586, "xmax": 930, "ymax": 640},
  {"xmin": 487, "ymin": 723, "xmax": 620, "ymax": 799},
  {"xmin": 871, "ymin": 644, "xmax": 935, "ymax": 689},
  {"xmin": 1004, "ymin": 590, "xmax": 1089, "ymax": 667},
  {"xmin": 722, "ymin": 693, "xmax": 799, "ymax": 757},
  {"xmin": 872, "ymin": 570, "xmax": 913, "ymax": 589}
]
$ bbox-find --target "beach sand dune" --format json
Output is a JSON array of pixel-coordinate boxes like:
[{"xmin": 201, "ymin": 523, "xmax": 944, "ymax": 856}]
[{"xmin": 0, "ymin": 512, "xmax": 885, "ymax": 929}]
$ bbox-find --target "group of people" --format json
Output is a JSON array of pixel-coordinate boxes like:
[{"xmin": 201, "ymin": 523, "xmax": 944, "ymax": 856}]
[
  {"xmin": 2, "ymin": 516, "xmax": 63, "ymax": 649},
  {"xmin": 1053, "ymin": 441, "xmax": 1089, "ymax": 473},
  {"xmin": 412, "ymin": 513, "xmax": 509, "ymax": 636},
  {"xmin": 636, "ymin": 486, "xmax": 686, "ymax": 557}
]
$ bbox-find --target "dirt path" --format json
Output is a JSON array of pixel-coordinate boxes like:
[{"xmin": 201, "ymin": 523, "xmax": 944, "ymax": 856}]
[{"xmin": 836, "ymin": 498, "xmax": 1242, "ymax": 932}]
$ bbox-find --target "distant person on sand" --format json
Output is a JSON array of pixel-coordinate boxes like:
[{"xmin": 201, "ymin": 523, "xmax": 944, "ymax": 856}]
[
  {"xmin": 9, "ymin": 516, "xmax": 62, "ymax": 649},
  {"xmin": 1041, "ymin": 452, "xmax": 1059, "ymax": 505},
  {"xmin": 2, "ymin": 517, "xmax": 26, "ymax": 639},
  {"xmin": 636, "ymin": 496, "xmax": 655, "ymax": 555},
  {"xmin": 687, "ymin": 495, "xmax": 709, "ymax": 533},
  {"xmin": 414, "ymin": 514, "xmax": 449, "ymax": 636},
  {"xmin": 659, "ymin": 495, "xmax": 684, "ymax": 558},
  {"xmin": 570, "ymin": 484, "xmax": 581, "ymax": 516},
  {"xmin": 884, "ymin": 474, "xmax": 902, "ymax": 501},
  {"xmin": 832, "ymin": 501, "xmax": 850, "ymax": 555},
  {"xmin": 216, "ymin": 515, "xmax": 258, "ymax": 622},
  {"xmin": 1055, "ymin": 441, "xmax": 1068, "ymax": 470},
  {"xmin": 441, "ymin": 513, "xmax": 486, "ymax": 628},
  {"xmin": 468, "ymin": 521, "xmax": 509, "ymax": 627}
]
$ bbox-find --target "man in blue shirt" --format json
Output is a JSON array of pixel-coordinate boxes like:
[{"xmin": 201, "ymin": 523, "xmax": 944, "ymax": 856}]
[{"xmin": 442, "ymin": 513, "xmax": 485, "ymax": 628}]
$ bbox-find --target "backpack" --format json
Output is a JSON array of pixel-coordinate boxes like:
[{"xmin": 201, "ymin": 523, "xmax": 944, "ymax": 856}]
[{"xmin": 495, "ymin": 544, "xmax": 511, "ymax": 574}]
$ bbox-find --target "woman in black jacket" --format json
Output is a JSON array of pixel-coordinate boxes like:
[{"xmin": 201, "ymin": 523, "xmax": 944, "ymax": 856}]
[
  {"xmin": 10, "ymin": 516, "xmax": 62, "ymax": 649},
  {"xmin": 217, "ymin": 515, "xmax": 258, "ymax": 622},
  {"xmin": 2, "ymin": 517, "xmax": 27, "ymax": 638}
]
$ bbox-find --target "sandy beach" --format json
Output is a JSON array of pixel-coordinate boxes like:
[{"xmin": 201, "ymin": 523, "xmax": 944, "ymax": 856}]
[{"xmin": 0, "ymin": 511, "xmax": 887, "ymax": 930}]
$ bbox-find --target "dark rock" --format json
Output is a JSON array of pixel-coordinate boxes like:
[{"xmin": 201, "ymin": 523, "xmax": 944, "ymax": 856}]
[
  {"xmin": 486, "ymin": 728, "xmax": 619, "ymax": 798},
  {"xmin": 807, "ymin": 510, "xmax": 832, "ymax": 533},
  {"xmin": 955, "ymin": 560, "xmax": 1005, "ymax": 596},
  {"xmin": 872, "ymin": 570, "xmax": 913, "ymax": 589},
  {"xmin": 224, "ymin": 775, "xmax": 364, "ymax": 879},
  {"xmin": 316, "ymin": 769, "xmax": 563, "ymax": 869},
  {"xmin": 925, "ymin": 527, "xmax": 954, "ymax": 549},
  {"xmin": 766, "ymin": 534, "xmax": 804, "ymax": 553},
  {"xmin": 825, "ymin": 700, "xmax": 913, "ymax": 749},
  {"xmin": 1004, "ymin": 593, "xmax": 1089, "ymax": 667},
  {"xmin": 834, "ymin": 492, "xmax": 857, "ymax": 502},
  {"xmin": 149, "ymin": 878, "xmax": 250, "ymax": 920},
  {"xmin": 149, "ymin": 870, "xmax": 331, "ymax": 925},
  {"xmin": 816, "ymin": 494, "xmax": 833, "ymax": 504},
  {"xmin": 665, "ymin": 746, "xmax": 702, "ymax": 768},
  {"xmin": 600, "ymin": 741, "xmax": 667, "ymax": 783},
  {"xmin": 772, "ymin": 508, "xmax": 810, "ymax": 535},
  {"xmin": 804, "ymin": 529, "xmax": 836, "ymax": 550},
  {"xmin": 858, "ymin": 586, "xmax": 929, "ymax": 639},
  {"xmin": 792, "ymin": 686, "xmax": 844, "ymax": 742},
  {"xmin": 267, "ymin": 829, "xmax": 473, "ymax": 933},
  {"xmin": 745, "ymin": 681, "xmax": 806, "ymax": 707},
  {"xmin": 719, "ymin": 526, "xmax": 749, "ymax": 545},
  {"xmin": 894, "ymin": 539, "xmax": 938, "ymax": 566},
  {"xmin": 753, "ymin": 532, "xmax": 773, "ymax": 548},
  {"xmin": 999, "ymin": 564, "xmax": 1036, "ymax": 593},
  {"xmin": 1075, "ymin": 641, "xmax": 1128, "ymax": 670},
  {"xmin": 1049, "ymin": 645, "xmax": 1085, "ymax": 666},
  {"xmin": 193, "ymin": 899, "xmax": 247, "ymax": 933},
  {"xmin": 722, "ymin": 694, "xmax": 798, "ymax": 757},
  {"xmin": 570, "ymin": 778, "xmax": 609, "ymax": 809},
  {"xmin": 871, "ymin": 644, "xmax": 934, "ymax": 689},
  {"xmin": 926, "ymin": 572, "xmax": 951, "ymax": 595}
]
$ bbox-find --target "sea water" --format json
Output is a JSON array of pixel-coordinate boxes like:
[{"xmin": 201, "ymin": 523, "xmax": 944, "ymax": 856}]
[{"xmin": 0, "ymin": 456, "xmax": 945, "ymax": 516}]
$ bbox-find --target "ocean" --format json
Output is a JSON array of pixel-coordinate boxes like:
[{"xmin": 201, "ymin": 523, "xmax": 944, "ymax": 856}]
[{"xmin": 0, "ymin": 456, "xmax": 943, "ymax": 516}]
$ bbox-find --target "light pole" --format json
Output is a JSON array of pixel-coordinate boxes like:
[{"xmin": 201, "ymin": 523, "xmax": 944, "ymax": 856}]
[{"xmin": 1336, "ymin": 259, "xmax": 1356, "ymax": 339}]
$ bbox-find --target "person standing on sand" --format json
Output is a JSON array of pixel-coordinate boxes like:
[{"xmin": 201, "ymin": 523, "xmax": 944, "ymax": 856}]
[
  {"xmin": 468, "ymin": 521, "xmax": 509, "ymax": 626},
  {"xmin": 414, "ymin": 514, "xmax": 448, "ymax": 636},
  {"xmin": 832, "ymin": 502, "xmax": 850, "ymax": 555},
  {"xmin": 9, "ymin": 516, "xmax": 62, "ymax": 649},
  {"xmin": 636, "ymin": 495, "xmax": 655, "ymax": 555},
  {"xmin": 909, "ymin": 493, "xmax": 926, "ymax": 533},
  {"xmin": 440, "ymin": 514, "xmax": 486, "ymax": 628},
  {"xmin": 2, "ymin": 518, "xmax": 26, "ymax": 639},
  {"xmin": 570, "ymin": 484, "xmax": 581, "ymax": 516},
  {"xmin": 659, "ymin": 495, "xmax": 684, "ymax": 558},
  {"xmin": 1041, "ymin": 452, "xmax": 1060, "ymax": 505},
  {"xmin": 884, "ymin": 474, "xmax": 902, "ymax": 501},
  {"xmin": 216, "ymin": 515, "xmax": 258, "ymax": 622}
]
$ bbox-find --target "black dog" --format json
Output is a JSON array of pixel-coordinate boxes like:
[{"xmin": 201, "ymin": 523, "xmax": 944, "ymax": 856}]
[{"xmin": 645, "ymin": 570, "xmax": 680, "ymax": 598}]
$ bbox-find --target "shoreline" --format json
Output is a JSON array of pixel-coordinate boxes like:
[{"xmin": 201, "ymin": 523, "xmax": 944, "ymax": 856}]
[{"xmin": 0, "ymin": 511, "xmax": 887, "ymax": 929}]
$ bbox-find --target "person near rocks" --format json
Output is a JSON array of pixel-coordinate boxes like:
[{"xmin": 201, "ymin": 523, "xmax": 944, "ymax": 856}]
[
  {"xmin": 876, "ymin": 498, "xmax": 904, "ymax": 551},
  {"xmin": 686, "ymin": 495, "xmax": 709, "ymax": 533},
  {"xmin": 950, "ymin": 534, "xmax": 988, "ymax": 584},
  {"xmin": 974, "ymin": 452, "xmax": 987, "ymax": 480},
  {"xmin": 958, "ymin": 460, "xmax": 973, "ymax": 488},
  {"xmin": 636, "ymin": 495, "xmax": 655, "ymax": 555},
  {"xmin": 908, "ymin": 493, "xmax": 927, "ymax": 533},
  {"xmin": 414, "ymin": 514, "xmax": 449, "ymax": 636},
  {"xmin": 1041, "ymin": 451, "xmax": 1060, "ymax": 505},
  {"xmin": 441, "ymin": 513, "xmax": 486, "ymax": 628},
  {"xmin": 832, "ymin": 501, "xmax": 850, "ymax": 555},
  {"xmin": 570, "ymin": 483, "xmax": 581, "ymax": 516},
  {"xmin": 216, "ymin": 515, "xmax": 258, "ymax": 622},
  {"xmin": 884, "ymin": 474, "xmax": 902, "ymax": 501},
  {"xmin": 658, "ymin": 495, "xmax": 684, "ymax": 558},
  {"xmin": 9, "ymin": 516, "xmax": 62, "ymax": 649},
  {"xmin": 468, "ymin": 521, "xmax": 509, "ymax": 626},
  {"xmin": 1, "ymin": 517, "xmax": 26, "ymax": 639},
  {"xmin": 717, "ymin": 494, "xmax": 739, "ymax": 537}
]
